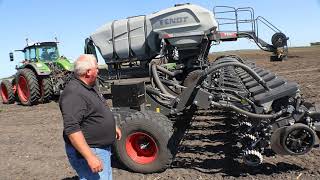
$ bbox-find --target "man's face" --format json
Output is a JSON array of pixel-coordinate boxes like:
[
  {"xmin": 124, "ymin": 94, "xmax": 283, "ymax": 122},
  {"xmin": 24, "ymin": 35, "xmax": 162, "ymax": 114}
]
[{"xmin": 87, "ymin": 61, "xmax": 99, "ymax": 85}]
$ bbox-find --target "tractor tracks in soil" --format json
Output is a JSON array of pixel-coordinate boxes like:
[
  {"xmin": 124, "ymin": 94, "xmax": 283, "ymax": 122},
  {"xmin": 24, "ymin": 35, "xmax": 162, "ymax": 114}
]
[{"xmin": 277, "ymin": 67, "xmax": 320, "ymax": 76}]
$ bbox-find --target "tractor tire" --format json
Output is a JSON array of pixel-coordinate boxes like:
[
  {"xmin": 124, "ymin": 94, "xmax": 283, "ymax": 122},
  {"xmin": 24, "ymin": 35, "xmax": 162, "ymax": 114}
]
[
  {"xmin": 11, "ymin": 79, "xmax": 20, "ymax": 103},
  {"xmin": 0, "ymin": 80, "xmax": 15, "ymax": 104},
  {"xmin": 39, "ymin": 77, "xmax": 53, "ymax": 103},
  {"xmin": 114, "ymin": 110, "xmax": 174, "ymax": 173},
  {"xmin": 16, "ymin": 69, "xmax": 40, "ymax": 106},
  {"xmin": 183, "ymin": 69, "xmax": 203, "ymax": 87}
]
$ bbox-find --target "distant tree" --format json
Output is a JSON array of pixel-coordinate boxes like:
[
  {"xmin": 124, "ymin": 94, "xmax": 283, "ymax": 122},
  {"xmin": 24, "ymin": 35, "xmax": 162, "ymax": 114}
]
[{"xmin": 310, "ymin": 42, "xmax": 320, "ymax": 46}]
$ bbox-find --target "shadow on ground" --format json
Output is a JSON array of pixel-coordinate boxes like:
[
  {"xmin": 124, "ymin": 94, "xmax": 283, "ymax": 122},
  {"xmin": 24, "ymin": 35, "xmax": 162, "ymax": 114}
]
[{"xmin": 169, "ymin": 113, "xmax": 305, "ymax": 177}]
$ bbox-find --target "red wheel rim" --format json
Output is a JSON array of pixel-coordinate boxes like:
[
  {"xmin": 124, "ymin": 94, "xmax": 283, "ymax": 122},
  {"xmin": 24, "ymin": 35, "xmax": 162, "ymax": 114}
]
[
  {"xmin": 1, "ymin": 83, "xmax": 8, "ymax": 103},
  {"xmin": 18, "ymin": 75, "xmax": 30, "ymax": 102},
  {"xmin": 125, "ymin": 132, "xmax": 158, "ymax": 164}
]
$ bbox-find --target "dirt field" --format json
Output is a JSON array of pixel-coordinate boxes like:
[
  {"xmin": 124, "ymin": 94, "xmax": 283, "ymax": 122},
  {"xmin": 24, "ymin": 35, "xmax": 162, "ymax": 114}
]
[{"xmin": 0, "ymin": 46, "xmax": 319, "ymax": 180}]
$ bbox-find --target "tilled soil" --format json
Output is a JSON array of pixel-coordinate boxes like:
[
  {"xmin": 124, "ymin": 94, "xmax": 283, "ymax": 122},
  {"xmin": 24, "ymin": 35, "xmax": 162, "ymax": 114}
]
[{"xmin": 0, "ymin": 46, "xmax": 319, "ymax": 180}]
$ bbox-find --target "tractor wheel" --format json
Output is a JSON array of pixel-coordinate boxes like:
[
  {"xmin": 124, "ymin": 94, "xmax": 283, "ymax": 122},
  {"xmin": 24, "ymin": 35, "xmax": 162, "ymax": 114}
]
[
  {"xmin": 114, "ymin": 110, "xmax": 174, "ymax": 173},
  {"xmin": 183, "ymin": 69, "xmax": 203, "ymax": 87},
  {"xmin": 16, "ymin": 69, "xmax": 40, "ymax": 106},
  {"xmin": 0, "ymin": 80, "xmax": 15, "ymax": 104},
  {"xmin": 12, "ymin": 80, "xmax": 20, "ymax": 103},
  {"xmin": 39, "ymin": 77, "xmax": 53, "ymax": 103}
]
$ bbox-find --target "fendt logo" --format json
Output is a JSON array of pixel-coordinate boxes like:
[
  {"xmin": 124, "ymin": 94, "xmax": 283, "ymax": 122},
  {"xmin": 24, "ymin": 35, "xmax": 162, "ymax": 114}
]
[{"xmin": 159, "ymin": 17, "xmax": 188, "ymax": 26}]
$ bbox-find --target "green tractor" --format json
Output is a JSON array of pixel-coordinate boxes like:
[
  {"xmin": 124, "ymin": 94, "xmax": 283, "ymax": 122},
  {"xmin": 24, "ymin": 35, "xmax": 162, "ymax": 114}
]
[{"xmin": 0, "ymin": 41, "xmax": 73, "ymax": 106}]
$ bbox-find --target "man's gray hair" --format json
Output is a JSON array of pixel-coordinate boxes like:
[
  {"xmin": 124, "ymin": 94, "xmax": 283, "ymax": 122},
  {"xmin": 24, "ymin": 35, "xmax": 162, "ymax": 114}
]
[{"xmin": 74, "ymin": 54, "xmax": 97, "ymax": 77}]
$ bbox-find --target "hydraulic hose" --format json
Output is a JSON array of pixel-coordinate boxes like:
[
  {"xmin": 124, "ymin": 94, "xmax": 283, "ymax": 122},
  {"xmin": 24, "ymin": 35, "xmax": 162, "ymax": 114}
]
[
  {"xmin": 160, "ymin": 78, "xmax": 186, "ymax": 89},
  {"xmin": 211, "ymin": 101, "xmax": 286, "ymax": 119},
  {"xmin": 199, "ymin": 62, "xmax": 270, "ymax": 91},
  {"xmin": 156, "ymin": 65, "xmax": 183, "ymax": 77},
  {"xmin": 308, "ymin": 111, "xmax": 320, "ymax": 119},
  {"xmin": 146, "ymin": 86, "xmax": 161, "ymax": 96},
  {"xmin": 151, "ymin": 63, "xmax": 175, "ymax": 98},
  {"xmin": 146, "ymin": 86, "xmax": 172, "ymax": 107}
]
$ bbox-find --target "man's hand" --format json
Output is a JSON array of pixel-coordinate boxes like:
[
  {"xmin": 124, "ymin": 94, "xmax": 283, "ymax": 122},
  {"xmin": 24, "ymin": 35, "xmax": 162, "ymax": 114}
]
[
  {"xmin": 116, "ymin": 126, "xmax": 122, "ymax": 140},
  {"xmin": 87, "ymin": 155, "xmax": 104, "ymax": 173},
  {"xmin": 68, "ymin": 131, "xmax": 104, "ymax": 173}
]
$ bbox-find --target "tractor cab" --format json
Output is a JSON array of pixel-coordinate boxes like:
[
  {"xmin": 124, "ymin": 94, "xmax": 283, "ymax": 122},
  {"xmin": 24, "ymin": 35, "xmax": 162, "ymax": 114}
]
[
  {"xmin": 22, "ymin": 42, "xmax": 60, "ymax": 62},
  {"xmin": 5, "ymin": 40, "xmax": 73, "ymax": 106}
]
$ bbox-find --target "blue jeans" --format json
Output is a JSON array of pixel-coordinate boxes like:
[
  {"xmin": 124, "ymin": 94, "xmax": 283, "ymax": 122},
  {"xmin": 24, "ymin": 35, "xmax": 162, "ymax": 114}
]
[{"xmin": 65, "ymin": 144, "xmax": 112, "ymax": 180}]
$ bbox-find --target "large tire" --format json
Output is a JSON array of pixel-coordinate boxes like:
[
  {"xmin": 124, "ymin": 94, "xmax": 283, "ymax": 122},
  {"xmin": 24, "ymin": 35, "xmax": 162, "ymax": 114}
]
[
  {"xmin": 16, "ymin": 69, "xmax": 40, "ymax": 106},
  {"xmin": 39, "ymin": 77, "xmax": 53, "ymax": 103},
  {"xmin": 183, "ymin": 69, "xmax": 203, "ymax": 87},
  {"xmin": 12, "ymin": 79, "xmax": 20, "ymax": 103},
  {"xmin": 114, "ymin": 110, "xmax": 174, "ymax": 173},
  {"xmin": 0, "ymin": 80, "xmax": 15, "ymax": 104}
]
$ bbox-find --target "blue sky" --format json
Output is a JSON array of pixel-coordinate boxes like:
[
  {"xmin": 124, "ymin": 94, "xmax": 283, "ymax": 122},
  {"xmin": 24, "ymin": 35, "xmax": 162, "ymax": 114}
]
[{"xmin": 1, "ymin": 0, "xmax": 320, "ymax": 78}]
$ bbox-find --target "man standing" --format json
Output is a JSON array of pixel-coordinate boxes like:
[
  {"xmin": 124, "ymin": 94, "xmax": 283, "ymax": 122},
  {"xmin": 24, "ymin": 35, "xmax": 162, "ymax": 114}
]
[{"xmin": 59, "ymin": 54, "xmax": 120, "ymax": 180}]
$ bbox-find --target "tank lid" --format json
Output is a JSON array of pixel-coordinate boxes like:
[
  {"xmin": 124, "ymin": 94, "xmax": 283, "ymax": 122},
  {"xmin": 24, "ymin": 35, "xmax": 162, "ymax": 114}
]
[{"xmin": 174, "ymin": 3, "xmax": 190, "ymax": 7}]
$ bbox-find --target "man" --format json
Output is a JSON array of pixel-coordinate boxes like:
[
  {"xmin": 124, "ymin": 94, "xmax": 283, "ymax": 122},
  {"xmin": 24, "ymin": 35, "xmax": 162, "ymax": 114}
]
[{"xmin": 59, "ymin": 54, "xmax": 121, "ymax": 180}]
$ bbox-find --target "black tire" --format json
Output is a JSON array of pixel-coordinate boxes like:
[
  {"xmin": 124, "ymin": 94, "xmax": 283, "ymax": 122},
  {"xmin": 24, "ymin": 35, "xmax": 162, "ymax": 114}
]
[
  {"xmin": 114, "ymin": 110, "xmax": 174, "ymax": 173},
  {"xmin": 0, "ymin": 80, "xmax": 15, "ymax": 104},
  {"xmin": 271, "ymin": 32, "xmax": 287, "ymax": 48},
  {"xmin": 39, "ymin": 77, "xmax": 53, "ymax": 103},
  {"xmin": 183, "ymin": 69, "xmax": 203, "ymax": 87},
  {"xmin": 280, "ymin": 123, "xmax": 316, "ymax": 155},
  {"xmin": 271, "ymin": 124, "xmax": 316, "ymax": 155},
  {"xmin": 11, "ymin": 79, "xmax": 20, "ymax": 103},
  {"xmin": 16, "ymin": 69, "xmax": 40, "ymax": 106}
]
